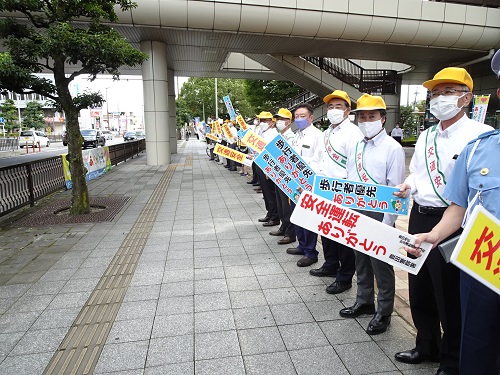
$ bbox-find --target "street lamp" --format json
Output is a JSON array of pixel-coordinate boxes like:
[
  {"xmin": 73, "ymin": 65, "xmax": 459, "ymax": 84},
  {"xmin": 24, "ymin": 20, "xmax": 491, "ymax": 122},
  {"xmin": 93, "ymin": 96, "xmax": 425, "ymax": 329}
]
[
  {"xmin": 16, "ymin": 93, "xmax": 22, "ymax": 131},
  {"xmin": 104, "ymin": 87, "xmax": 111, "ymax": 130}
]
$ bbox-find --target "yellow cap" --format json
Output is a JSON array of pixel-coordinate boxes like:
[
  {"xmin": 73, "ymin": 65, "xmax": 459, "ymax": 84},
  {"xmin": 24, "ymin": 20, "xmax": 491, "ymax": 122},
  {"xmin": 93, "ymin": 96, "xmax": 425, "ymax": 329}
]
[
  {"xmin": 422, "ymin": 67, "xmax": 473, "ymax": 92},
  {"xmin": 255, "ymin": 111, "xmax": 274, "ymax": 119},
  {"xmin": 274, "ymin": 108, "xmax": 292, "ymax": 120},
  {"xmin": 352, "ymin": 93, "xmax": 386, "ymax": 111},
  {"xmin": 323, "ymin": 90, "xmax": 351, "ymax": 107}
]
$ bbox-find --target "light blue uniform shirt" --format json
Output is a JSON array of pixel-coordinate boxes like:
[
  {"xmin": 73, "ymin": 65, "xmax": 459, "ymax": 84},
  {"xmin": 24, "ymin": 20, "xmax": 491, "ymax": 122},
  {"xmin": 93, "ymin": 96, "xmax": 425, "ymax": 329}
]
[{"xmin": 444, "ymin": 130, "xmax": 500, "ymax": 220}]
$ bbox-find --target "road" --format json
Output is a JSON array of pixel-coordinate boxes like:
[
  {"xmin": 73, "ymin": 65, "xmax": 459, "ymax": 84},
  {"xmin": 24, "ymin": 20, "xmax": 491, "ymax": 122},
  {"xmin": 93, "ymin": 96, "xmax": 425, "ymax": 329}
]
[{"xmin": 0, "ymin": 137, "xmax": 124, "ymax": 168}]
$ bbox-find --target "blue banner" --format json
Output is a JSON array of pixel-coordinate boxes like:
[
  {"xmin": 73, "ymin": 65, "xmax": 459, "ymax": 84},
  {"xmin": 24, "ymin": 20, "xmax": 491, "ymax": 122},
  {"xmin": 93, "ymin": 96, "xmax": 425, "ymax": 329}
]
[
  {"xmin": 313, "ymin": 175, "xmax": 409, "ymax": 215},
  {"xmin": 254, "ymin": 150, "xmax": 302, "ymax": 203},
  {"xmin": 223, "ymin": 96, "xmax": 237, "ymax": 120},
  {"xmin": 264, "ymin": 134, "xmax": 316, "ymax": 192},
  {"xmin": 237, "ymin": 129, "xmax": 248, "ymax": 139}
]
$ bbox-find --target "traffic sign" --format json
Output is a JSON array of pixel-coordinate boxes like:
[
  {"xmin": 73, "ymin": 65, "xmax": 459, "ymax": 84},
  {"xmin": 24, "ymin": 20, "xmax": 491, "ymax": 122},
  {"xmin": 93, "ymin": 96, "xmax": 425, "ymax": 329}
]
[{"xmin": 0, "ymin": 117, "xmax": 5, "ymax": 123}]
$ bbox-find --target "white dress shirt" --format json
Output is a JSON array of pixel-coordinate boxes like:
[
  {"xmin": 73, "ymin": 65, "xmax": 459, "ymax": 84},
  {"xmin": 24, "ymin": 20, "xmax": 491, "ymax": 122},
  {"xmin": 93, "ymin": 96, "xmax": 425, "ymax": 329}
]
[
  {"xmin": 281, "ymin": 128, "xmax": 295, "ymax": 143},
  {"xmin": 391, "ymin": 127, "xmax": 403, "ymax": 138},
  {"xmin": 262, "ymin": 127, "xmax": 279, "ymax": 143},
  {"xmin": 346, "ymin": 130, "xmax": 406, "ymax": 226},
  {"xmin": 319, "ymin": 118, "xmax": 364, "ymax": 179},
  {"xmin": 405, "ymin": 114, "xmax": 493, "ymax": 207},
  {"xmin": 291, "ymin": 124, "xmax": 323, "ymax": 173}
]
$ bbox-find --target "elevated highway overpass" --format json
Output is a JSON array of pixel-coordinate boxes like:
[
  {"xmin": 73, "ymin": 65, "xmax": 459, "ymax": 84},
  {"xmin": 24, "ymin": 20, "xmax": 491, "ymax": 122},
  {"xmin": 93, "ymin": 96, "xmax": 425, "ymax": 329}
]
[{"xmin": 2, "ymin": 0, "xmax": 499, "ymax": 165}]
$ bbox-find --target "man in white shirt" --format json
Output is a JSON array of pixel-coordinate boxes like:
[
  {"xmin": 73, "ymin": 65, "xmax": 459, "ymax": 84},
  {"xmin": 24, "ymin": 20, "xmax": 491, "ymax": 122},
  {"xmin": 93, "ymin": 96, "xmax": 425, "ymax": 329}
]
[
  {"xmin": 394, "ymin": 68, "xmax": 493, "ymax": 375},
  {"xmin": 254, "ymin": 111, "xmax": 280, "ymax": 227},
  {"xmin": 390, "ymin": 123, "xmax": 403, "ymax": 145},
  {"xmin": 286, "ymin": 103, "xmax": 323, "ymax": 267},
  {"xmin": 269, "ymin": 108, "xmax": 297, "ymax": 245},
  {"xmin": 339, "ymin": 94, "xmax": 406, "ymax": 336},
  {"xmin": 310, "ymin": 90, "xmax": 364, "ymax": 295}
]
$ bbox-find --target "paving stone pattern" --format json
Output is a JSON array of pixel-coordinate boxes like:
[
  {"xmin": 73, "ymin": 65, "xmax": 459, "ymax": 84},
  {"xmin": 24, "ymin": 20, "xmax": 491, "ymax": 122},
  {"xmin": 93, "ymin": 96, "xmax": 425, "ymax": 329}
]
[{"xmin": 0, "ymin": 141, "xmax": 437, "ymax": 374}]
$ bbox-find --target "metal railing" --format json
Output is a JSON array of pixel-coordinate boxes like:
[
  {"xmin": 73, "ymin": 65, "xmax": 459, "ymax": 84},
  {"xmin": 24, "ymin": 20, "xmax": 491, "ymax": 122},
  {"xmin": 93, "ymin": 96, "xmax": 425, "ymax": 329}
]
[
  {"xmin": 303, "ymin": 57, "xmax": 398, "ymax": 96},
  {"xmin": 271, "ymin": 91, "xmax": 323, "ymax": 114},
  {"xmin": 0, "ymin": 139, "xmax": 146, "ymax": 217},
  {"xmin": 0, "ymin": 138, "xmax": 19, "ymax": 151}
]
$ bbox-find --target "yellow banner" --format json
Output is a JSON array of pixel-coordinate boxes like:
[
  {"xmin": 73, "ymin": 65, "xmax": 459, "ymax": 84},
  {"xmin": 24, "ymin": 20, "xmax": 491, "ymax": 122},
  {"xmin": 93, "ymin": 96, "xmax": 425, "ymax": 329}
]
[
  {"xmin": 214, "ymin": 143, "xmax": 252, "ymax": 166},
  {"xmin": 206, "ymin": 133, "xmax": 219, "ymax": 142},
  {"xmin": 451, "ymin": 205, "xmax": 500, "ymax": 294},
  {"xmin": 242, "ymin": 130, "xmax": 267, "ymax": 153},
  {"xmin": 222, "ymin": 124, "xmax": 232, "ymax": 140},
  {"xmin": 236, "ymin": 115, "xmax": 248, "ymax": 131}
]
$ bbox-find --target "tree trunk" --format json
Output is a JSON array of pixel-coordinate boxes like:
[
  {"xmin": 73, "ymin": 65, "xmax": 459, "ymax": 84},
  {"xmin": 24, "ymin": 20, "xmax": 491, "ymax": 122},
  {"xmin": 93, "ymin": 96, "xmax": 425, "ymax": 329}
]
[{"xmin": 66, "ymin": 108, "xmax": 90, "ymax": 214}]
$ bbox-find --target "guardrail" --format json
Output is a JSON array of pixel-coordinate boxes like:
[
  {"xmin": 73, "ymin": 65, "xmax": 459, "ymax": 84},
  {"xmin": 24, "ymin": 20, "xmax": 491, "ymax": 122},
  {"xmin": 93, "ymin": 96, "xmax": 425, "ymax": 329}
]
[
  {"xmin": 0, "ymin": 139, "xmax": 146, "ymax": 217},
  {"xmin": 0, "ymin": 138, "xmax": 19, "ymax": 151}
]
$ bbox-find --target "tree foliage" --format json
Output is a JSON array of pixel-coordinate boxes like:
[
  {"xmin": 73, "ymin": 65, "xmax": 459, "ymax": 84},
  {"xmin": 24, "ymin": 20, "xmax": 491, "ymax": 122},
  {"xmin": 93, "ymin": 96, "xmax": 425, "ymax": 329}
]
[
  {"xmin": 0, "ymin": 0, "xmax": 148, "ymax": 214},
  {"xmin": 0, "ymin": 98, "xmax": 19, "ymax": 132},
  {"xmin": 243, "ymin": 80, "xmax": 303, "ymax": 113},
  {"xmin": 22, "ymin": 101, "xmax": 45, "ymax": 130}
]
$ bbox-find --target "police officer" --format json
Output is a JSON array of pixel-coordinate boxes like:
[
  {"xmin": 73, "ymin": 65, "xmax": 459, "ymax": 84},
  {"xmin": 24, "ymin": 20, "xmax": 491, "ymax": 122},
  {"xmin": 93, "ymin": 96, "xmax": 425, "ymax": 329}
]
[{"xmin": 407, "ymin": 49, "xmax": 500, "ymax": 375}]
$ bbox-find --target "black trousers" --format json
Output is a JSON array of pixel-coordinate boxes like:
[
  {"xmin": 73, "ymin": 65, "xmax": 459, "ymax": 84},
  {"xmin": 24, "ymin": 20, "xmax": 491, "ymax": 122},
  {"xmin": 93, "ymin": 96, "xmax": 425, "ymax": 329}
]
[
  {"xmin": 251, "ymin": 161, "xmax": 259, "ymax": 184},
  {"xmin": 408, "ymin": 204, "xmax": 462, "ymax": 375},
  {"xmin": 256, "ymin": 167, "xmax": 278, "ymax": 222},
  {"xmin": 320, "ymin": 236, "xmax": 355, "ymax": 283},
  {"xmin": 275, "ymin": 188, "xmax": 295, "ymax": 238}
]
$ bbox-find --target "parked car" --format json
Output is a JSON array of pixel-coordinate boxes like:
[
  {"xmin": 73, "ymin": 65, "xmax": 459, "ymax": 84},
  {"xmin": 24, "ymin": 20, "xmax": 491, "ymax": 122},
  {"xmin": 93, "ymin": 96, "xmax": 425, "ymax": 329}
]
[
  {"xmin": 81, "ymin": 129, "xmax": 106, "ymax": 148},
  {"xmin": 19, "ymin": 130, "xmax": 50, "ymax": 148},
  {"xmin": 101, "ymin": 130, "xmax": 113, "ymax": 140},
  {"xmin": 124, "ymin": 131, "xmax": 137, "ymax": 141},
  {"xmin": 135, "ymin": 131, "xmax": 145, "ymax": 139},
  {"xmin": 61, "ymin": 130, "xmax": 68, "ymax": 146}
]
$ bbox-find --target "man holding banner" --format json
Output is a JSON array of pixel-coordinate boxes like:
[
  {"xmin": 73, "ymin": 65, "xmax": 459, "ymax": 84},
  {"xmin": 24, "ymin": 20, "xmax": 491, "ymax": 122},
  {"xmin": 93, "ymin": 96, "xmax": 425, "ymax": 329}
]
[
  {"xmin": 270, "ymin": 108, "xmax": 297, "ymax": 245},
  {"xmin": 254, "ymin": 111, "xmax": 280, "ymax": 227},
  {"xmin": 339, "ymin": 94, "xmax": 406, "ymax": 335},
  {"xmin": 406, "ymin": 51, "xmax": 500, "ymax": 375},
  {"xmin": 310, "ymin": 90, "xmax": 364, "ymax": 295},
  {"xmin": 287, "ymin": 103, "xmax": 324, "ymax": 267},
  {"xmin": 394, "ymin": 68, "xmax": 493, "ymax": 375}
]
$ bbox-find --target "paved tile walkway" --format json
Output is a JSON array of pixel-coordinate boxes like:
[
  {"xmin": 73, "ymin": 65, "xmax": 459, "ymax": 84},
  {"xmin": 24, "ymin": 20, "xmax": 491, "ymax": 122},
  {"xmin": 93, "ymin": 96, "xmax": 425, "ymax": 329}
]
[{"xmin": 0, "ymin": 140, "xmax": 436, "ymax": 374}]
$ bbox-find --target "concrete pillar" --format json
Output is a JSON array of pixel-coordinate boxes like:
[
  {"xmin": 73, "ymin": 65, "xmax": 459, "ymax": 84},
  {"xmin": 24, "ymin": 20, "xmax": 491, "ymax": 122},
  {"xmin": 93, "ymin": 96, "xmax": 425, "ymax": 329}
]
[
  {"xmin": 168, "ymin": 69, "xmax": 177, "ymax": 154},
  {"xmin": 141, "ymin": 40, "xmax": 170, "ymax": 165}
]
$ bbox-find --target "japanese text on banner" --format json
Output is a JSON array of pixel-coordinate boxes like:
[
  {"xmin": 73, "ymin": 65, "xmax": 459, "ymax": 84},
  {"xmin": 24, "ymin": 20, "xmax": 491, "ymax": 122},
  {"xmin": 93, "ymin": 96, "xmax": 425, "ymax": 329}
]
[
  {"xmin": 254, "ymin": 150, "xmax": 302, "ymax": 203},
  {"xmin": 314, "ymin": 175, "xmax": 409, "ymax": 215},
  {"xmin": 265, "ymin": 135, "xmax": 316, "ymax": 192},
  {"xmin": 214, "ymin": 143, "xmax": 252, "ymax": 167},
  {"xmin": 451, "ymin": 205, "xmax": 500, "ymax": 294},
  {"xmin": 290, "ymin": 192, "xmax": 432, "ymax": 275},
  {"xmin": 223, "ymin": 95, "xmax": 237, "ymax": 120},
  {"xmin": 242, "ymin": 130, "xmax": 267, "ymax": 153}
]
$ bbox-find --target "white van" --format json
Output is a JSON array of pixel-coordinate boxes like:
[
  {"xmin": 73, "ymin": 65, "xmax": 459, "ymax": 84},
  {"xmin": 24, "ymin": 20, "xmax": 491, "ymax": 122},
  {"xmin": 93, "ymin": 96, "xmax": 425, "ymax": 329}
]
[{"xmin": 19, "ymin": 130, "xmax": 50, "ymax": 148}]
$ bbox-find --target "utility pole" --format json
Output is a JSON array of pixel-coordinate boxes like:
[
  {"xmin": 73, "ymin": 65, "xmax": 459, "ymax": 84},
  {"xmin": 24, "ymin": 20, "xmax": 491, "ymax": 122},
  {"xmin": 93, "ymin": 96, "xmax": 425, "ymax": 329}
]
[{"xmin": 214, "ymin": 78, "xmax": 218, "ymax": 120}]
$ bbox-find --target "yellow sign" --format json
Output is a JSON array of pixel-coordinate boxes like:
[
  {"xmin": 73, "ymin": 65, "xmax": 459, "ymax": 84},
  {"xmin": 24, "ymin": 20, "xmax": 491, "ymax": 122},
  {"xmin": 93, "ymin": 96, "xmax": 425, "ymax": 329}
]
[
  {"xmin": 236, "ymin": 115, "xmax": 248, "ymax": 131},
  {"xmin": 451, "ymin": 205, "xmax": 500, "ymax": 294},
  {"xmin": 241, "ymin": 130, "xmax": 267, "ymax": 153},
  {"xmin": 222, "ymin": 124, "xmax": 232, "ymax": 140},
  {"xmin": 206, "ymin": 133, "xmax": 219, "ymax": 142},
  {"xmin": 214, "ymin": 143, "xmax": 252, "ymax": 166}
]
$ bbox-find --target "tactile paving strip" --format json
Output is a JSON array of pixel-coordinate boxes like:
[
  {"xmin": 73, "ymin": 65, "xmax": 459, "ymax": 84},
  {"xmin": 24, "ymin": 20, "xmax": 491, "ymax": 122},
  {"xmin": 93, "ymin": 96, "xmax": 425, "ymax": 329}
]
[{"xmin": 42, "ymin": 163, "xmax": 177, "ymax": 375}]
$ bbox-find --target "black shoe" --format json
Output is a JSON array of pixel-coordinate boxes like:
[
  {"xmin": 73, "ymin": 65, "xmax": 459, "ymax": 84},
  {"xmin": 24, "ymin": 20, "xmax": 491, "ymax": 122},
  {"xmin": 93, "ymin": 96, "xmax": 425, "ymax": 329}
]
[
  {"xmin": 366, "ymin": 313, "xmax": 391, "ymax": 335},
  {"xmin": 394, "ymin": 349, "xmax": 440, "ymax": 364},
  {"xmin": 286, "ymin": 247, "xmax": 304, "ymax": 255},
  {"xmin": 224, "ymin": 165, "xmax": 230, "ymax": 168},
  {"xmin": 262, "ymin": 220, "xmax": 280, "ymax": 227},
  {"xmin": 277, "ymin": 236, "xmax": 296, "ymax": 245},
  {"xmin": 339, "ymin": 302, "xmax": 375, "ymax": 318},
  {"xmin": 269, "ymin": 230, "xmax": 285, "ymax": 236},
  {"xmin": 297, "ymin": 256, "xmax": 318, "ymax": 267},
  {"xmin": 209, "ymin": 158, "xmax": 214, "ymax": 160},
  {"xmin": 258, "ymin": 216, "xmax": 270, "ymax": 222},
  {"xmin": 309, "ymin": 266, "xmax": 337, "ymax": 278},
  {"xmin": 247, "ymin": 180, "xmax": 256, "ymax": 185},
  {"xmin": 252, "ymin": 183, "xmax": 260, "ymax": 186},
  {"xmin": 326, "ymin": 281, "xmax": 352, "ymax": 294}
]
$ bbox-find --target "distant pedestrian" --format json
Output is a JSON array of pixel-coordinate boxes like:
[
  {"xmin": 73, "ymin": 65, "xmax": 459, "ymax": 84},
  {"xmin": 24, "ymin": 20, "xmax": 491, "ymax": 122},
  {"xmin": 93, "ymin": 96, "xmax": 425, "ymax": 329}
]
[{"xmin": 391, "ymin": 123, "xmax": 403, "ymax": 145}]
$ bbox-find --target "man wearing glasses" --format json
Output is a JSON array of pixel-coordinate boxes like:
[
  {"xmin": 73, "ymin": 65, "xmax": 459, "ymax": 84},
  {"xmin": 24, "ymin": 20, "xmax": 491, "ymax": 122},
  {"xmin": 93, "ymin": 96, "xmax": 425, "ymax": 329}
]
[{"xmin": 394, "ymin": 68, "xmax": 493, "ymax": 375}]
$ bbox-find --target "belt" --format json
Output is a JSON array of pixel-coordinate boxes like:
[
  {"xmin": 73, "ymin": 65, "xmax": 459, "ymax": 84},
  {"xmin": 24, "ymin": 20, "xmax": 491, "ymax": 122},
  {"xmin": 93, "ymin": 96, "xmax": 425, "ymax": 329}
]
[{"xmin": 414, "ymin": 202, "xmax": 447, "ymax": 216}]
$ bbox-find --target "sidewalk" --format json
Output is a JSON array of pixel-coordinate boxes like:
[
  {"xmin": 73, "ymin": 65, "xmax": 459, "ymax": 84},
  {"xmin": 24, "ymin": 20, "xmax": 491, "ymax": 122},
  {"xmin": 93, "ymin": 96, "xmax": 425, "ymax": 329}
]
[{"xmin": 0, "ymin": 140, "xmax": 435, "ymax": 375}]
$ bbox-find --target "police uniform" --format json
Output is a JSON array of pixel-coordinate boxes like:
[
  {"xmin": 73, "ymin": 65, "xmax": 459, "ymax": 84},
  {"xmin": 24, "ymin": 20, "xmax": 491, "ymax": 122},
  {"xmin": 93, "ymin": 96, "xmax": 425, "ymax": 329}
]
[{"xmin": 444, "ymin": 130, "xmax": 500, "ymax": 375}]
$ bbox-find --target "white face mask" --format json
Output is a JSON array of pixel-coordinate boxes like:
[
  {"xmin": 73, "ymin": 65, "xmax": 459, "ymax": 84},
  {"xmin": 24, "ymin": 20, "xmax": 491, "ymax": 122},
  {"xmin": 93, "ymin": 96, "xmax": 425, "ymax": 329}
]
[
  {"xmin": 259, "ymin": 122, "xmax": 269, "ymax": 132},
  {"xmin": 358, "ymin": 120, "xmax": 383, "ymax": 139},
  {"xmin": 429, "ymin": 94, "xmax": 465, "ymax": 121},
  {"xmin": 327, "ymin": 108, "xmax": 346, "ymax": 125},
  {"xmin": 253, "ymin": 119, "xmax": 259, "ymax": 126},
  {"xmin": 276, "ymin": 120, "xmax": 287, "ymax": 131}
]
